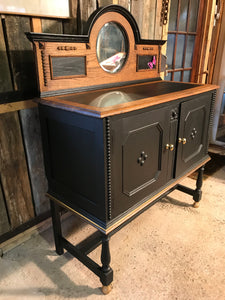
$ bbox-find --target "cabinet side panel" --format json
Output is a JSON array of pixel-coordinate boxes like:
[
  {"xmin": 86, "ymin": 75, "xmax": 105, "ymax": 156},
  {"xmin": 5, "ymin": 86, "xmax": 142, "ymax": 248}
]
[{"xmin": 38, "ymin": 104, "xmax": 106, "ymax": 223}]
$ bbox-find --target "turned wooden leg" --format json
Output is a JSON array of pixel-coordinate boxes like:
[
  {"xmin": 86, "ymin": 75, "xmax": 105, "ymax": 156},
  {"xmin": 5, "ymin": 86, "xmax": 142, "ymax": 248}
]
[
  {"xmin": 100, "ymin": 234, "xmax": 113, "ymax": 294},
  {"xmin": 193, "ymin": 165, "xmax": 204, "ymax": 208},
  {"xmin": 50, "ymin": 200, "xmax": 64, "ymax": 255}
]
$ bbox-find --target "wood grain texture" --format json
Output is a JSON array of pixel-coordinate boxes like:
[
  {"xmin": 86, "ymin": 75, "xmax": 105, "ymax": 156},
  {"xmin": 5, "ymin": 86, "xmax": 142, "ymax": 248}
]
[
  {"xmin": 0, "ymin": 17, "xmax": 13, "ymax": 93},
  {"xmin": 0, "ymin": 112, "xmax": 35, "ymax": 228},
  {"xmin": 63, "ymin": 0, "xmax": 78, "ymax": 34},
  {"xmin": 142, "ymin": 0, "xmax": 156, "ymax": 39},
  {"xmin": 99, "ymin": 0, "xmax": 114, "ymax": 5},
  {"xmin": 0, "ymin": 182, "xmax": 10, "ymax": 235},
  {"xmin": 41, "ymin": 19, "xmax": 63, "ymax": 34},
  {"xmin": 131, "ymin": 0, "xmax": 143, "ymax": 36},
  {"xmin": 38, "ymin": 81, "xmax": 218, "ymax": 118},
  {"xmin": 79, "ymin": 0, "xmax": 97, "ymax": 34},
  {"xmin": 154, "ymin": 0, "xmax": 162, "ymax": 40},
  {"xmin": 0, "ymin": 100, "xmax": 37, "ymax": 114},
  {"xmin": 4, "ymin": 15, "xmax": 37, "ymax": 98},
  {"xmin": 19, "ymin": 108, "xmax": 49, "ymax": 215},
  {"xmin": 31, "ymin": 18, "xmax": 42, "ymax": 33},
  {"xmin": 118, "ymin": 0, "xmax": 130, "ymax": 10},
  {"xmin": 207, "ymin": 0, "xmax": 224, "ymax": 84},
  {"xmin": 33, "ymin": 11, "xmax": 161, "ymax": 94}
]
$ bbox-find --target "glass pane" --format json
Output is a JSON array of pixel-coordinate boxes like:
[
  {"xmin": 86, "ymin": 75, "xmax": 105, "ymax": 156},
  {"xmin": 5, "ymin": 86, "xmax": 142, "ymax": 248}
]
[
  {"xmin": 175, "ymin": 35, "xmax": 185, "ymax": 68},
  {"xmin": 183, "ymin": 70, "xmax": 191, "ymax": 82},
  {"xmin": 184, "ymin": 35, "xmax": 195, "ymax": 68},
  {"xmin": 174, "ymin": 71, "xmax": 181, "ymax": 81},
  {"xmin": 96, "ymin": 22, "xmax": 128, "ymax": 74},
  {"xmin": 164, "ymin": 72, "xmax": 172, "ymax": 81},
  {"xmin": 188, "ymin": 0, "xmax": 199, "ymax": 32},
  {"xmin": 178, "ymin": 0, "xmax": 189, "ymax": 31},
  {"xmin": 166, "ymin": 34, "xmax": 176, "ymax": 69},
  {"xmin": 168, "ymin": 0, "xmax": 179, "ymax": 31},
  {"xmin": 51, "ymin": 57, "xmax": 86, "ymax": 78}
]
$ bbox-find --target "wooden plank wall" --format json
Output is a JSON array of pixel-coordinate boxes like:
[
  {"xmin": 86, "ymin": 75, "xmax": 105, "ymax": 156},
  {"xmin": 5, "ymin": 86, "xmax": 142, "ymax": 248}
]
[{"xmin": 0, "ymin": 0, "xmax": 162, "ymax": 239}]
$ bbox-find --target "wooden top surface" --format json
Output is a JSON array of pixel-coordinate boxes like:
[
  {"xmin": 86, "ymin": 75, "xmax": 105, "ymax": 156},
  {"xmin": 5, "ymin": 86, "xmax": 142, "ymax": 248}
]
[{"xmin": 37, "ymin": 80, "xmax": 219, "ymax": 118}]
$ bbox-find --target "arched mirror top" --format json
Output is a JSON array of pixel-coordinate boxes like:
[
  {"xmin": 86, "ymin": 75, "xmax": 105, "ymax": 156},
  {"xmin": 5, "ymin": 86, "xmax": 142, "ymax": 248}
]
[
  {"xmin": 96, "ymin": 22, "xmax": 128, "ymax": 74},
  {"xmin": 26, "ymin": 5, "xmax": 166, "ymax": 95}
]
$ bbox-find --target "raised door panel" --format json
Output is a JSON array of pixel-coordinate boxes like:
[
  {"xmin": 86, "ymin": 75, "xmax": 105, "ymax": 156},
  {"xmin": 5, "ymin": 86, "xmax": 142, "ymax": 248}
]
[
  {"xmin": 110, "ymin": 105, "xmax": 170, "ymax": 218},
  {"xmin": 176, "ymin": 92, "xmax": 212, "ymax": 176}
]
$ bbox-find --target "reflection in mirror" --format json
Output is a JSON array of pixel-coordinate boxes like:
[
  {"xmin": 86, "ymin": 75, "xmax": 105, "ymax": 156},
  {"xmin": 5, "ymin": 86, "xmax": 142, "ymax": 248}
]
[
  {"xmin": 89, "ymin": 91, "xmax": 132, "ymax": 107},
  {"xmin": 96, "ymin": 22, "xmax": 128, "ymax": 73}
]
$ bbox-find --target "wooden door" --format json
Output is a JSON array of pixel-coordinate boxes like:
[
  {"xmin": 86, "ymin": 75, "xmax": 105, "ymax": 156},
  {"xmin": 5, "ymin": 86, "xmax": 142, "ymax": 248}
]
[
  {"xmin": 110, "ymin": 105, "xmax": 171, "ymax": 218},
  {"xmin": 165, "ymin": 0, "xmax": 204, "ymax": 82},
  {"xmin": 175, "ymin": 92, "xmax": 212, "ymax": 176}
]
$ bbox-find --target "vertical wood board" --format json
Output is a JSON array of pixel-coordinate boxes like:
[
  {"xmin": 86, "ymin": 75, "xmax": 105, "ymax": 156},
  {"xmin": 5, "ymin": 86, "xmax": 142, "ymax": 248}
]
[
  {"xmin": 0, "ymin": 17, "xmax": 13, "ymax": 94},
  {"xmin": 4, "ymin": 15, "xmax": 37, "ymax": 98},
  {"xmin": 131, "ymin": 0, "xmax": 144, "ymax": 37},
  {"xmin": 118, "ymin": 0, "xmax": 130, "ymax": 10},
  {"xmin": 154, "ymin": 0, "xmax": 163, "ymax": 40},
  {"xmin": 0, "ymin": 112, "xmax": 35, "ymax": 228},
  {"xmin": 99, "ymin": 0, "xmax": 114, "ymax": 6},
  {"xmin": 41, "ymin": 19, "xmax": 63, "ymax": 34},
  {"xmin": 19, "ymin": 108, "xmax": 49, "ymax": 215},
  {"xmin": 79, "ymin": 0, "xmax": 97, "ymax": 34},
  {"xmin": 63, "ymin": 0, "xmax": 78, "ymax": 34},
  {"xmin": 142, "ymin": 0, "xmax": 156, "ymax": 39},
  {"xmin": 0, "ymin": 182, "xmax": 10, "ymax": 235}
]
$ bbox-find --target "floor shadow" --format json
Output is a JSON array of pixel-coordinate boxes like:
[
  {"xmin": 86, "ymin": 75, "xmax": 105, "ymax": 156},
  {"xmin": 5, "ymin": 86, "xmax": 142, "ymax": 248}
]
[
  {"xmin": 0, "ymin": 214, "xmax": 103, "ymax": 298},
  {"xmin": 159, "ymin": 196, "xmax": 193, "ymax": 208},
  {"xmin": 188, "ymin": 153, "xmax": 225, "ymax": 180}
]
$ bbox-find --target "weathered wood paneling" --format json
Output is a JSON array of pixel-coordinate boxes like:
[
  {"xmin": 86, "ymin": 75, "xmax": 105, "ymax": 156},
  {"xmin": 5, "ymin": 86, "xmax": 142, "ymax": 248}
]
[
  {"xmin": 63, "ymin": 0, "xmax": 78, "ymax": 34},
  {"xmin": 0, "ymin": 182, "xmax": 10, "ymax": 235},
  {"xmin": 79, "ymin": 0, "xmax": 97, "ymax": 34},
  {"xmin": 0, "ymin": 112, "xmax": 35, "ymax": 228},
  {"xmin": 131, "ymin": 0, "xmax": 144, "ymax": 36},
  {"xmin": 19, "ymin": 108, "xmax": 49, "ymax": 215},
  {"xmin": 154, "ymin": 0, "xmax": 163, "ymax": 39},
  {"xmin": 99, "ymin": 0, "xmax": 114, "ymax": 6},
  {"xmin": 41, "ymin": 19, "xmax": 63, "ymax": 34},
  {"xmin": 142, "ymin": 0, "xmax": 156, "ymax": 38},
  {"xmin": 4, "ymin": 15, "xmax": 37, "ymax": 99},
  {"xmin": 0, "ymin": 17, "xmax": 13, "ymax": 94}
]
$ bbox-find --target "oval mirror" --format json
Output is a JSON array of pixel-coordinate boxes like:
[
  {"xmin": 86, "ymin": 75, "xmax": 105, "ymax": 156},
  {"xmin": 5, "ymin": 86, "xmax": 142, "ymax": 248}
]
[{"xmin": 96, "ymin": 22, "xmax": 128, "ymax": 73}]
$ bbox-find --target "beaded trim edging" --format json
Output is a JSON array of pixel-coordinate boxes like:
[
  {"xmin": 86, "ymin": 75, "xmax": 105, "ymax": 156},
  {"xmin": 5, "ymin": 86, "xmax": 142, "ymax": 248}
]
[{"xmin": 106, "ymin": 118, "xmax": 112, "ymax": 220}]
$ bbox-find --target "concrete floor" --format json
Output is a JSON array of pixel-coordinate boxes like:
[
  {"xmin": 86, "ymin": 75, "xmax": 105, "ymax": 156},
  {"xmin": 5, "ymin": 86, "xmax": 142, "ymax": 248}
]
[{"xmin": 0, "ymin": 155, "xmax": 225, "ymax": 300}]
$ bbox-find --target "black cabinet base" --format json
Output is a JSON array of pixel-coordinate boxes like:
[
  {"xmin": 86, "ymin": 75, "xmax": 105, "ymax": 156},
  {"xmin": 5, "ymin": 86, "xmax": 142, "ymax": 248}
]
[{"xmin": 49, "ymin": 165, "xmax": 206, "ymax": 294}]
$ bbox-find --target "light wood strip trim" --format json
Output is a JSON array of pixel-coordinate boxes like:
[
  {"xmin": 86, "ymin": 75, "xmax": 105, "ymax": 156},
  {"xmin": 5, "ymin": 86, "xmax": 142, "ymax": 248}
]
[
  {"xmin": 31, "ymin": 18, "xmax": 42, "ymax": 33},
  {"xmin": 0, "ymin": 100, "xmax": 37, "ymax": 114},
  {"xmin": 0, "ymin": 11, "xmax": 71, "ymax": 19},
  {"xmin": 47, "ymin": 157, "xmax": 211, "ymax": 235},
  {"xmin": 39, "ymin": 82, "xmax": 219, "ymax": 118}
]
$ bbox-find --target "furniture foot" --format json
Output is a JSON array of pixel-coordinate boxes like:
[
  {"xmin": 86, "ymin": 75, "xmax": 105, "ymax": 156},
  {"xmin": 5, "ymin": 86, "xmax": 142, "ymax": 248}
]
[
  {"xmin": 193, "ymin": 165, "xmax": 204, "ymax": 206},
  {"xmin": 50, "ymin": 200, "xmax": 64, "ymax": 255},
  {"xmin": 193, "ymin": 201, "xmax": 200, "ymax": 208},
  {"xmin": 102, "ymin": 284, "xmax": 113, "ymax": 295},
  {"xmin": 100, "ymin": 234, "xmax": 113, "ymax": 289}
]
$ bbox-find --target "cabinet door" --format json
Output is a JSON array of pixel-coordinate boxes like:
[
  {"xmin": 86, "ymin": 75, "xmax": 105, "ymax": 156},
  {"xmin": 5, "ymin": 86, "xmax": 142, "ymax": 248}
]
[
  {"xmin": 110, "ymin": 106, "xmax": 170, "ymax": 218},
  {"xmin": 175, "ymin": 92, "xmax": 212, "ymax": 176}
]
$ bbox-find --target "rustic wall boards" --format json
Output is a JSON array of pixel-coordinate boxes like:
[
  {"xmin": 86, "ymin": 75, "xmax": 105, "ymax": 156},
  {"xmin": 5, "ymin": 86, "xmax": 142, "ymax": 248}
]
[{"xmin": 27, "ymin": 5, "xmax": 218, "ymax": 294}]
